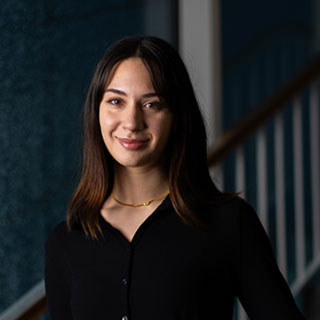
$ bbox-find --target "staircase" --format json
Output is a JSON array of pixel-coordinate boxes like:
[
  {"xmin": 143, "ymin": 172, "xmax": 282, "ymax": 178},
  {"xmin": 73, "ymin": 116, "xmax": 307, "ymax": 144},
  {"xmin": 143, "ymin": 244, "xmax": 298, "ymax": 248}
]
[{"xmin": 209, "ymin": 54, "xmax": 320, "ymax": 320}]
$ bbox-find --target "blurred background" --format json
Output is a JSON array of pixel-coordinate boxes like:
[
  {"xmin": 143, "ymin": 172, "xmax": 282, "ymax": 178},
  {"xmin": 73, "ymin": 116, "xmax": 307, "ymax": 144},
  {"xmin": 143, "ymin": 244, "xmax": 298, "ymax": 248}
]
[{"xmin": 0, "ymin": 0, "xmax": 319, "ymax": 319}]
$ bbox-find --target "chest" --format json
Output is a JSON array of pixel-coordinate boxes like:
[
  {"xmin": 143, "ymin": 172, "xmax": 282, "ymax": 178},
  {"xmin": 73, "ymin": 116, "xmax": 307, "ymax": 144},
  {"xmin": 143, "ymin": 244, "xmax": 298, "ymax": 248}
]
[
  {"xmin": 100, "ymin": 204, "xmax": 159, "ymax": 242},
  {"xmin": 66, "ymin": 216, "xmax": 236, "ymax": 319}
]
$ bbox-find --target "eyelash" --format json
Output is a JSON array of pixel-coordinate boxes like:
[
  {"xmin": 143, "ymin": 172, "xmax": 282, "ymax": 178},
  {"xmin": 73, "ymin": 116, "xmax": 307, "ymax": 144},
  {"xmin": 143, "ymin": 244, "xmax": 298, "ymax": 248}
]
[{"xmin": 107, "ymin": 99, "xmax": 163, "ymax": 110}]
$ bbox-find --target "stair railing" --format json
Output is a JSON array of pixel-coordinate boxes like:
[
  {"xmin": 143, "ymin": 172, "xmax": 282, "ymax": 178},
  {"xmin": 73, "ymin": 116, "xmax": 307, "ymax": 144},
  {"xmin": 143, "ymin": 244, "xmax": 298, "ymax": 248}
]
[{"xmin": 209, "ymin": 54, "xmax": 320, "ymax": 320}]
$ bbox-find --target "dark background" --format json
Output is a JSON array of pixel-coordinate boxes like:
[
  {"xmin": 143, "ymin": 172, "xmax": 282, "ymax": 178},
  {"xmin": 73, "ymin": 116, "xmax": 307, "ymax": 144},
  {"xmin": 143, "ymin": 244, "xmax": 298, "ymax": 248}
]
[{"xmin": 0, "ymin": 0, "xmax": 317, "ymax": 318}]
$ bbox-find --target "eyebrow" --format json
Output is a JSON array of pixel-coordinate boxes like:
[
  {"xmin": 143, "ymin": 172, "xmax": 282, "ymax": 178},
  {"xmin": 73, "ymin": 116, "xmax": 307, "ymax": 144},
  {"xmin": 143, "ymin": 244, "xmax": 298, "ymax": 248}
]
[{"xmin": 104, "ymin": 88, "xmax": 159, "ymax": 98}]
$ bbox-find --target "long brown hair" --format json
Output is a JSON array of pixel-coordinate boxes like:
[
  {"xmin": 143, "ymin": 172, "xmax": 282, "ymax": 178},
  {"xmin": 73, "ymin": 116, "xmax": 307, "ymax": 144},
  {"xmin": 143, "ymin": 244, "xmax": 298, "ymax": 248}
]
[{"xmin": 67, "ymin": 36, "xmax": 231, "ymax": 239}]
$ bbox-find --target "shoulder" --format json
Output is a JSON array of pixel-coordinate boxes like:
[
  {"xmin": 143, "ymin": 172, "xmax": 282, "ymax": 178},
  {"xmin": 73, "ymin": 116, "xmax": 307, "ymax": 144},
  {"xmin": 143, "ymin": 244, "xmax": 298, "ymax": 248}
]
[
  {"xmin": 206, "ymin": 196, "xmax": 267, "ymax": 241},
  {"xmin": 210, "ymin": 196, "xmax": 258, "ymax": 226},
  {"xmin": 45, "ymin": 220, "xmax": 98, "ymax": 259},
  {"xmin": 213, "ymin": 197, "xmax": 273, "ymax": 256},
  {"xmin": 45, "ymin": 221, "xmax": 69, "ymax": 254}
]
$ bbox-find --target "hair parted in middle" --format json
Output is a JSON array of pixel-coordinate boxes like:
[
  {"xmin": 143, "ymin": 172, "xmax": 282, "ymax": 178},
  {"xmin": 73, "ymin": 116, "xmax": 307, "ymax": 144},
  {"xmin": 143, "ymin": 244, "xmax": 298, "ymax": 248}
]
[{"xmin": 67, "ymin": 36, "xmax": 229, "ymax": 239}]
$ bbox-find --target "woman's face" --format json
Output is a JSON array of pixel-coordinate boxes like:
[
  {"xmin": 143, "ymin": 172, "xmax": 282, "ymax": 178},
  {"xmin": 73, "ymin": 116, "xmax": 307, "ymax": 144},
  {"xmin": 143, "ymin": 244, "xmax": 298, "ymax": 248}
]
[{"xmin": 99, "ymin": 57, "xmax": 173, "ymax": 170}]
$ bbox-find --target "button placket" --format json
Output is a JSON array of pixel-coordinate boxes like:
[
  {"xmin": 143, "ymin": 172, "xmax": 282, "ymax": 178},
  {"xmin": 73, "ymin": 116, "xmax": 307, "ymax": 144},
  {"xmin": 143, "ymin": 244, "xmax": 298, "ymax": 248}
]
[{"xmin": 120, "ymin": 245, "xmax": 133, "ymax": 320}]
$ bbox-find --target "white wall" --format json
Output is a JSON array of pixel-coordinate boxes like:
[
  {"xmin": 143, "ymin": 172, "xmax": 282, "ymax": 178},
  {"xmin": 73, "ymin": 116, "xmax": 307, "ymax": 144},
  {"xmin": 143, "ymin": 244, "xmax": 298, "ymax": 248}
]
[{"xmin": 178, "ymin": 0, "xmax": 222, "ymax": 148}]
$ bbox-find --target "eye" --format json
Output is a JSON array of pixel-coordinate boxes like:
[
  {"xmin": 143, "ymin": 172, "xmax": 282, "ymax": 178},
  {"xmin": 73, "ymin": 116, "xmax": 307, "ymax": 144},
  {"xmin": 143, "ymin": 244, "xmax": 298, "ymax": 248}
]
[
  {"xmin": 144, "ymin": 101, "xmax": 163, "ymax": 110},
  {"xmin": 109, "ymin": 98, "xmax": 121, "ymax": 105},
  {"xmin": 106, "ymin": 98, "xmax": 124, "ymax": 107}
]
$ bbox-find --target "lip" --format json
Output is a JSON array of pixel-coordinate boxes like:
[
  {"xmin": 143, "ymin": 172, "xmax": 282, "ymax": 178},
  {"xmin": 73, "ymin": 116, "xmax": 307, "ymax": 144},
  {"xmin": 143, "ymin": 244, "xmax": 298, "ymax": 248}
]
[{"xmin": 116, "ymin": 137, "xmax": 149, "ymax": 150}]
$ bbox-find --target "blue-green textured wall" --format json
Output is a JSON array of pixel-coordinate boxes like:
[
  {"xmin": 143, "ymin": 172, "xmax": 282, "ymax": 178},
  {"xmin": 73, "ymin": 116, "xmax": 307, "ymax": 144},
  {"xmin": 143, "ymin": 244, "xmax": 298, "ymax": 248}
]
[{"xmin": 0, "ymin": 0, "xmax": 145, "ymax": 313}]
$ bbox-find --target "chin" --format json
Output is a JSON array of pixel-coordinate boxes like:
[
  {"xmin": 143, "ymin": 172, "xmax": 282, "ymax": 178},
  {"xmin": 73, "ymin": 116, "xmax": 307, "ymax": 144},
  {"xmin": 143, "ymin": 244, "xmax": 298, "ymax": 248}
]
[
  {"xmin": 115, "ymin": 157, "xmax": 153, "ymax": 169},
  {"xmin": 111, "ymin": 149, "xmax": 165, "ymax": 170}
]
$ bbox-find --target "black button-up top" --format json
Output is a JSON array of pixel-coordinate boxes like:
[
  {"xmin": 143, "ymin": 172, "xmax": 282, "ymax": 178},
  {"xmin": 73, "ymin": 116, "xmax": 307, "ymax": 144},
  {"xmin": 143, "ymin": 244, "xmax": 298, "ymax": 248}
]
[{"xmin": 45, "ymin": 197, "xmax": 305, "ymax": 319}]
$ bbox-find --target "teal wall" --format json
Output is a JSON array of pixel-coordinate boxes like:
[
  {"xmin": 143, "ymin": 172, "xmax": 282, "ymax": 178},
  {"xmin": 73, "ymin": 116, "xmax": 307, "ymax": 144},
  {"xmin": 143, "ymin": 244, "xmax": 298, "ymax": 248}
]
[
  {"xmin": 0, "ymin": 0, "xmax": 176, "ymax": 314},
  {"xmin": 221, "ymin": 0, "xmax": 314, "ymax": 130}
]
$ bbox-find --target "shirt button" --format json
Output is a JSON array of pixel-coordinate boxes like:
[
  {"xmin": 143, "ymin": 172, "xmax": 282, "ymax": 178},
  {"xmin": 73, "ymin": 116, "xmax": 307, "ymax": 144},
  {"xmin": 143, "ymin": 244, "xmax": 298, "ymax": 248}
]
[
  {"xmin": 122, "ymin": 316, "xmax": 128, "ymax": 320},
  {"xmin": 121, "ymin": 278, "xmax": 128, "ymax": 285}
]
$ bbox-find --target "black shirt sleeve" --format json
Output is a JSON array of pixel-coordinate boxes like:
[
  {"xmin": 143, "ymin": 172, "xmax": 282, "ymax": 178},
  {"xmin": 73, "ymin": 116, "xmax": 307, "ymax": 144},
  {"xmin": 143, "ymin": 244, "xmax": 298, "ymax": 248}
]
[
  {"xmin": 45, "ymin": 222, "xmax": 73, "ymax": 320},
  {"xmin": 235, "ymin": 200, "xmax": 305, "ymax": 319}
]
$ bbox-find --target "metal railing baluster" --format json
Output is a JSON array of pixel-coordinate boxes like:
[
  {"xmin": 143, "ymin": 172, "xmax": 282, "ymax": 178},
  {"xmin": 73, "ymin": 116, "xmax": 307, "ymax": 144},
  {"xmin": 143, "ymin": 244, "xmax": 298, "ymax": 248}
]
[
  {"xmin": 275, "ymin": 112, "xmax": 288, "ymax": 278},
  {"xmin": 235, "ymin": 146, "xmax": 248, "ymax": 320},
  {"xmin": 310, "ymin": 83, "xmax": 320, "ymax": 258},
  {"xmin": 293, "ymin": 98, "xmax": 306, "ymax": 280},
  {"xmin": 257, "ymin": 128, "xmax": 268, "ymax": 231},
  {"xmin": 236, "ymin": 146, "xmax": 246, "ymax": 198}
]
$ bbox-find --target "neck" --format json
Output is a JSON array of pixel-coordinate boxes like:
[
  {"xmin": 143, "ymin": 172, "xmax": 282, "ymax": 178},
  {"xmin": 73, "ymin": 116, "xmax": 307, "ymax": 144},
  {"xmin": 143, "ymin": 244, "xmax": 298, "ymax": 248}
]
[{"xmin": 112, "ymin": 163, "xmax": 169, "ymax": 204}]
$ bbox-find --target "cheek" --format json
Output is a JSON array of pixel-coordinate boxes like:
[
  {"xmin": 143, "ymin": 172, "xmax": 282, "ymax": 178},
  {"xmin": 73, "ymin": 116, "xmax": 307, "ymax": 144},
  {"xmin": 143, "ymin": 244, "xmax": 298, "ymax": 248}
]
[
  {"xmin": 99, "ymin": 111, "xmax": 118, "ymax": 138},
  {"xmin": 155, "ymin": 116, "xmax": 173, "ymax": 143},
  {"xmin": 163, "ymin": 114, "xmax": 173, "ymax": 135}
]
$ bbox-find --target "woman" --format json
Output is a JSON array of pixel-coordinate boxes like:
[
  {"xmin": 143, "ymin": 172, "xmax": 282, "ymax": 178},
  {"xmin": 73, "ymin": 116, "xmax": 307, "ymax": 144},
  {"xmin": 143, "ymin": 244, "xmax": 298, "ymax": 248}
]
[{"xmin": 45, "ymin": 36, "xmax": 306, "ymax": 319}]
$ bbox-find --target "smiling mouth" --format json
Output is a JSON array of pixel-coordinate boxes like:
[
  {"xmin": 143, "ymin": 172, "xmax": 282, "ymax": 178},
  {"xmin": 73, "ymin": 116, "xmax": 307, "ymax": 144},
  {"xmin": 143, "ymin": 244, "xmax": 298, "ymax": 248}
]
[{"xmin": 116, "ymin": 137, "xmax": 149, "ymax": 150}]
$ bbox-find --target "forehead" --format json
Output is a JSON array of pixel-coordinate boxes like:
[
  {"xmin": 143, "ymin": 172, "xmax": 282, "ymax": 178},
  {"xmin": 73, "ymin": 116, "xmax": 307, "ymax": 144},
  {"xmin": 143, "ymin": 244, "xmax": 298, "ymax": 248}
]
[{"xmin": 106, "ymin": 58, "xmax": 154, "ymax": 89}]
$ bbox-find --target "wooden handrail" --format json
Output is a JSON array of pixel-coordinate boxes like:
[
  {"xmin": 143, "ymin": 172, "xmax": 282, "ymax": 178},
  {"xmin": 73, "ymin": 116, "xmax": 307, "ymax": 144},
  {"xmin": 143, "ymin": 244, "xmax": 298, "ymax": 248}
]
[
  {"xmin": 15, "ymin": 298, "xmax": 47, "ymax": 320},
  {"xmin": 208, "ymin": 53, "xmax": 320, "ymax": 167},
  {"xmin": 0, "ymin": 281, "xmax": 47, "ymax": 320}
]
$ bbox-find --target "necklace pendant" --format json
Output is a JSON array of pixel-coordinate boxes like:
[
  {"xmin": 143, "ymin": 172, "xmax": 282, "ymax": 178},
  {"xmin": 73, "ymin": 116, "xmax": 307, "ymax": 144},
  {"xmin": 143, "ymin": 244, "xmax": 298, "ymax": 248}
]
[{"xmin": 143, "ymin": 201, "xmax": 150, "ymax": 206}]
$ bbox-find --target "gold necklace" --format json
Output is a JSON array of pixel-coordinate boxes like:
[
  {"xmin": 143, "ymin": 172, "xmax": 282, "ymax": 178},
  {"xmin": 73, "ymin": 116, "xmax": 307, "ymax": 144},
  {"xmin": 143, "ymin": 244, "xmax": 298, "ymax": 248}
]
[{"xmin": 111, "ymin": 191, "xmax": 170, "ymax": 207}]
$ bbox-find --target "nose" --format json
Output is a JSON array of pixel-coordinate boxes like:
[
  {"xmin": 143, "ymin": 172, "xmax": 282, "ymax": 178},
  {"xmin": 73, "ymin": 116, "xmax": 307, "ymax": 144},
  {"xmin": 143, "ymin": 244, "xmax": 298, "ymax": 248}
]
[{"xmin": 121, "ymin": 103, "xmax": 145, "ymax": 131}]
